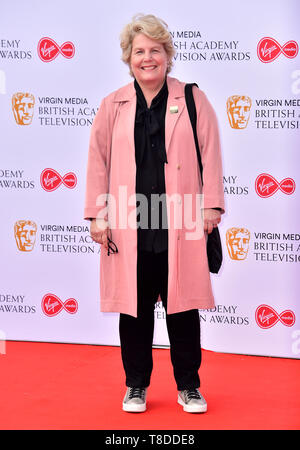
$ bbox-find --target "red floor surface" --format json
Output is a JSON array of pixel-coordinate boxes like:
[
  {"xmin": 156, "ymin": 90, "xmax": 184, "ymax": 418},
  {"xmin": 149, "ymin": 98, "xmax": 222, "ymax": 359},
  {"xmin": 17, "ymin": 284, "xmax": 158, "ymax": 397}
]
[{"xmin": 0, "ymin": 341, "xmax": 299, "ymax": 430}]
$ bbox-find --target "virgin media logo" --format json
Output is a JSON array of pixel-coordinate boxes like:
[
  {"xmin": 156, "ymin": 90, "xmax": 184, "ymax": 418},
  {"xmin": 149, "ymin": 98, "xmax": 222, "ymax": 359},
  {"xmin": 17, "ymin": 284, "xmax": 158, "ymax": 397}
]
[
  {"xmin": 255, "ymin": 304, "xmax": 295, "ymax": 329},
  {"xmin": 37, "ymin": 37, "xmax": 75, "ymax": 62},
  {"xmin": 255, "ymin": 173, "xmax": 296, "ymax": 198},
  {"xmin": 41, "ymin": 293, "xmax": 78, "ymax": 317},
  {"xmin": 40, "ymin": 168, "xmax": 77, "ymax": 192},
  {"xmin": 257, "ymin": 37, "xmax": 298, "ymax": 63}
]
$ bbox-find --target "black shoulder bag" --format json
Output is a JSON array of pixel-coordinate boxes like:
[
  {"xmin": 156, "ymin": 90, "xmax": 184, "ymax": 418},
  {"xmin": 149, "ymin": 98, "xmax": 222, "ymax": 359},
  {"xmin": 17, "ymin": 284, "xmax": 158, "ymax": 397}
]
[{"xmin": 184, "ymin": 83, "xmax": 223, "ymax": 274}]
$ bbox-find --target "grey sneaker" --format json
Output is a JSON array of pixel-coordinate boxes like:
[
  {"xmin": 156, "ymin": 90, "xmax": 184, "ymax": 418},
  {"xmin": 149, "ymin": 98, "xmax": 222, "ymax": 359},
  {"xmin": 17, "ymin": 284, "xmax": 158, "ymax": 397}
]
[
  {"xmin": 122, "ymin": 387, "xmax": 147, "ymax": 413},
  {"xmin": 178, "ymin": 388, "xmax": 207, "ymax": 413}
]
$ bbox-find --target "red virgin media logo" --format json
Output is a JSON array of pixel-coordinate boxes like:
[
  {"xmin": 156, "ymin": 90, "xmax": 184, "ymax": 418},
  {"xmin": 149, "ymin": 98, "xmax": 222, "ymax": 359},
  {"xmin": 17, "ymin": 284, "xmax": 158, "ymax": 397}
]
[
  {"xmin": 40, "ymin": 168, "xmax": 77, "ymax": 192},
  {"xmin": 41, "ymin": 293, "xmax": 78, "ymax": 317},
  {"xmin": 255, "ymin": 173, "xmax": 296, "ymax": 198},
  {"xmin": 257, "ymin": 37, "xmax": 298, "ymax": 63},
  {"xmin": 37, "ymin": 37, "xmax": 75, "ymax": 62},
  {"xmin": 255, "ymin": 304, "xmax": 295, "ymax": 329}
]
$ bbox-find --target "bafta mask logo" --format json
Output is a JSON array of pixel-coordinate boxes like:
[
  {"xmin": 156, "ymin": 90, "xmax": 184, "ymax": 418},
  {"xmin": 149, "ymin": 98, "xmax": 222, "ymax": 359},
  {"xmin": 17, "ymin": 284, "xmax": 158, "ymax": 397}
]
[
  {"xmin": 226, "ymin": 227, "xmax": 250, "ymax": 261},
  {"xmin": 14, "ymin": 220, "xmax": 37, "ymax": 252},
  {"xmin": 12, "ymin": 92, "xmax": 35, "ymax": 125},
  {"xmin": 227, "ymin": 95, "xmax": 252, "ymax": 129}
]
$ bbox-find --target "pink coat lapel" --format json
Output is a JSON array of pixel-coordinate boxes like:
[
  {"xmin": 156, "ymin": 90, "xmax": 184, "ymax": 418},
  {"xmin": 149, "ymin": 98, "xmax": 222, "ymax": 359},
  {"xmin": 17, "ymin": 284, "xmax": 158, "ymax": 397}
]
[
  {"xmin": 112, "ymin": 76, "xmax": 186, "ymax": 157},
  {"xmin": 165, "ymin": 77, "xmax": 186, "ymax": 154}
]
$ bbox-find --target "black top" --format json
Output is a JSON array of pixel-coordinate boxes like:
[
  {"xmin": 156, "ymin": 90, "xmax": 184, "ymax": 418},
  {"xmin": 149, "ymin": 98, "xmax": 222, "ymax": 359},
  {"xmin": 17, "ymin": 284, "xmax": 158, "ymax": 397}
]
[{"xmin": 134, "ymin": 79, "xmax": 168, "ymax": 253}]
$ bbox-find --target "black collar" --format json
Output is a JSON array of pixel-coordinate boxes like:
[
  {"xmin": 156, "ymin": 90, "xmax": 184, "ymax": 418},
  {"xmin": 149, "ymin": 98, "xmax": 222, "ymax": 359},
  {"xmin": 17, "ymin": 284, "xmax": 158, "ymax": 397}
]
[{"xmin": 134, "ymin": 79, "xmax": 168, "ymax": 109}]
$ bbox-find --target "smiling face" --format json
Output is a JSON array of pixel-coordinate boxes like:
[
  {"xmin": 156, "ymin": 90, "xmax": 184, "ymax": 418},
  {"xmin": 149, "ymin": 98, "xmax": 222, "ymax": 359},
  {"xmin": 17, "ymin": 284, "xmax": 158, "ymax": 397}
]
[{"xmin": 130, "ymin": 33, "xmax": 169, "ymax": 90}]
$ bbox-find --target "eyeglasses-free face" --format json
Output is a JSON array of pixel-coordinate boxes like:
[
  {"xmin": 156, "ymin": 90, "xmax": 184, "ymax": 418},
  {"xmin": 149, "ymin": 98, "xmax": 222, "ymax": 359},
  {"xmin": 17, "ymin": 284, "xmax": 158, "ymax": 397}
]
[{"xmin": 130, "ymin": 33, "xmax": 169, "ymax": 90}]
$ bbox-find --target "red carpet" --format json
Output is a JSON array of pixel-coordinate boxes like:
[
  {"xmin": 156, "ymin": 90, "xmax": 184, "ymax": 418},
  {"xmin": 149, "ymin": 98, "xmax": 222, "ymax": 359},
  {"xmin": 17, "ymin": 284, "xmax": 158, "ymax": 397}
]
[{"xmin": 0, "ymin": 341, "xmax": 299, "ymax": 430}]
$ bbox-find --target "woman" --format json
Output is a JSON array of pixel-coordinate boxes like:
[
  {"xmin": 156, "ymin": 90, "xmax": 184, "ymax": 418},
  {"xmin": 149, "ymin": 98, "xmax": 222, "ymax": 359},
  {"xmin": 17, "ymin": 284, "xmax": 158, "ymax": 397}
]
[{"xmin": 84, "ymin": 14, "xmax": 225, "ymax": 413}]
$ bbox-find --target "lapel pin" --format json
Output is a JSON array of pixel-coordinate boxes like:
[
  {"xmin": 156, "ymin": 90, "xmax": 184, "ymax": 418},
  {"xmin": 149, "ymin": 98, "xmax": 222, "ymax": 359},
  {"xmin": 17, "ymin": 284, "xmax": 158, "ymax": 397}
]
[{"xmin": 170, "ymin": 105, "xmax": 178, "ymax": 114}]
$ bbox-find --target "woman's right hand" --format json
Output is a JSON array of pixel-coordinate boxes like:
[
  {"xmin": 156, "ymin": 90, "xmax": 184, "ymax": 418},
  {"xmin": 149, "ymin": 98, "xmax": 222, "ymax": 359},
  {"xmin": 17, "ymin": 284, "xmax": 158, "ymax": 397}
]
[{"xmin": 90, "ymin": 218, "xmax": 109, "ymax": 249}]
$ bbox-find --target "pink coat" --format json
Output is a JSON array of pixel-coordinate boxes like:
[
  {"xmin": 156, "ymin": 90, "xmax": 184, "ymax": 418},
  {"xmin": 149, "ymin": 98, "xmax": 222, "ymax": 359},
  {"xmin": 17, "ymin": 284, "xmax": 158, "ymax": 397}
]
[{"xmin": 84, "ymin": 76, "xmax": 225, "ymax": 317}]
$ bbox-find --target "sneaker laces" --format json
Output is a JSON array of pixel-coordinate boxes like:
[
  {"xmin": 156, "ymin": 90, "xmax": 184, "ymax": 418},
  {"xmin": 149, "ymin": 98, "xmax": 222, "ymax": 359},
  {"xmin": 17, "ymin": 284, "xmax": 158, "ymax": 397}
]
[
  {"xmin": 128, "ymin": 387, "xmax": 145, "ymax": 400},
  {"xmin": 184, "ymin": 389, "xmax": 201, "ymax": 401}
]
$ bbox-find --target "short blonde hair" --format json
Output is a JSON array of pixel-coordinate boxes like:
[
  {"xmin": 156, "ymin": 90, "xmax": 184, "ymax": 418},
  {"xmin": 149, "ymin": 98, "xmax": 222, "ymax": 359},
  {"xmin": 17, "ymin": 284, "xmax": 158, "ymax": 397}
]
[{"xmin": 120, "ymin": 14, "xmax": 175, "ymax": 76}]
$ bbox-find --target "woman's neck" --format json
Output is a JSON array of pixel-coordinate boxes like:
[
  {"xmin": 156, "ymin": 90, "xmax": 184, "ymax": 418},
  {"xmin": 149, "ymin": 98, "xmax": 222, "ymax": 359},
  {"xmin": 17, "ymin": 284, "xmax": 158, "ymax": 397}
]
[{"xmin": 138, "ymin": 79, "xmax": 166, "ymax": 108}]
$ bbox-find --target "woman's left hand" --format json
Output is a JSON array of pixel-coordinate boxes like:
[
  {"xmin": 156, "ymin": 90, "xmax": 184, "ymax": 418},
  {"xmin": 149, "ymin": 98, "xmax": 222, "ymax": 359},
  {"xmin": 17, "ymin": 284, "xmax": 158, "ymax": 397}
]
[{"xmin": 203, "ymin": 208, "xmax": 221, "ymax": 234}]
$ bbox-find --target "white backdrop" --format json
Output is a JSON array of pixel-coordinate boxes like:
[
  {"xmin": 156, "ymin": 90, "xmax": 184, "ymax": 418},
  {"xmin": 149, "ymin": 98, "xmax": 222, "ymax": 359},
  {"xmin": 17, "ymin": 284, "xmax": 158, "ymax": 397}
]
[{"xmin": 1, "ymin": 0, "xmax": 299, "ymax": 358}]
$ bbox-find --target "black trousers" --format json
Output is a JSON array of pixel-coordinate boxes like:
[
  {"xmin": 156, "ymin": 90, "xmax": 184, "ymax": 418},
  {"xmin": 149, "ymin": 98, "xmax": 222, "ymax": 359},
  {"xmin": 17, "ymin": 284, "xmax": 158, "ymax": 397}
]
[{"xmin": 119, "ymin": 250, "xmax": 201, "ymax": 391}]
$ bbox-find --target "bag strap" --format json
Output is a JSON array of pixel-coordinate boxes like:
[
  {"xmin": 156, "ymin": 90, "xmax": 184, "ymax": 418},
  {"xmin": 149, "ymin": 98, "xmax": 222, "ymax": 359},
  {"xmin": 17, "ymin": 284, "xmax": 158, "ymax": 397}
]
[{"xmin": 184, "ymin": 83, "xmax": 203, "ymax": 183}]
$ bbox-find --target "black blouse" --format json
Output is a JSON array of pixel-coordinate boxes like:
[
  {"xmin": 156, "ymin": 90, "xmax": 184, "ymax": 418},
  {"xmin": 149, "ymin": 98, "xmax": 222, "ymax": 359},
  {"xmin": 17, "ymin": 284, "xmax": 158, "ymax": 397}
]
[{"xmin": 134, "ymin": 79, "xmax": 168, "ymax": 254}]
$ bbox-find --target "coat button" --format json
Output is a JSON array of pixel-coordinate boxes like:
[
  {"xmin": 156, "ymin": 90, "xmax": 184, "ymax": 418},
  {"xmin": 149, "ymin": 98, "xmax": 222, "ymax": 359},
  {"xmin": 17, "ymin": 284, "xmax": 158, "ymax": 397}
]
[{"xmin": 177, "ymin": 164, "xmax": 181, "ymax": 170}]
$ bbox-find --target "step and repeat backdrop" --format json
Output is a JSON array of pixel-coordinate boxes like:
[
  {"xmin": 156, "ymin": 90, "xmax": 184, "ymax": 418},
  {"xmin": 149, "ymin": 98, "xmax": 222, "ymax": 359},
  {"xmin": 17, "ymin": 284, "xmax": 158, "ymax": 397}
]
[{"xmin": 1, "ymin": 0, "xmax": 299, "ymax": 358}]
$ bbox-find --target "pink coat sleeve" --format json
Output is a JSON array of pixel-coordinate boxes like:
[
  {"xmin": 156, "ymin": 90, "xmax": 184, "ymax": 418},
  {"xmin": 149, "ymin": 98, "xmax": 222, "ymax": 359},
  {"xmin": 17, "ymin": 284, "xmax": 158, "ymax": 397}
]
[
  {"xmin": 193, "ymin": 86, "xmax": 225, "ymax": 213},
  {"xmin": 84, "ymin": 97, "xmax": 112, "ymax": 220}
]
